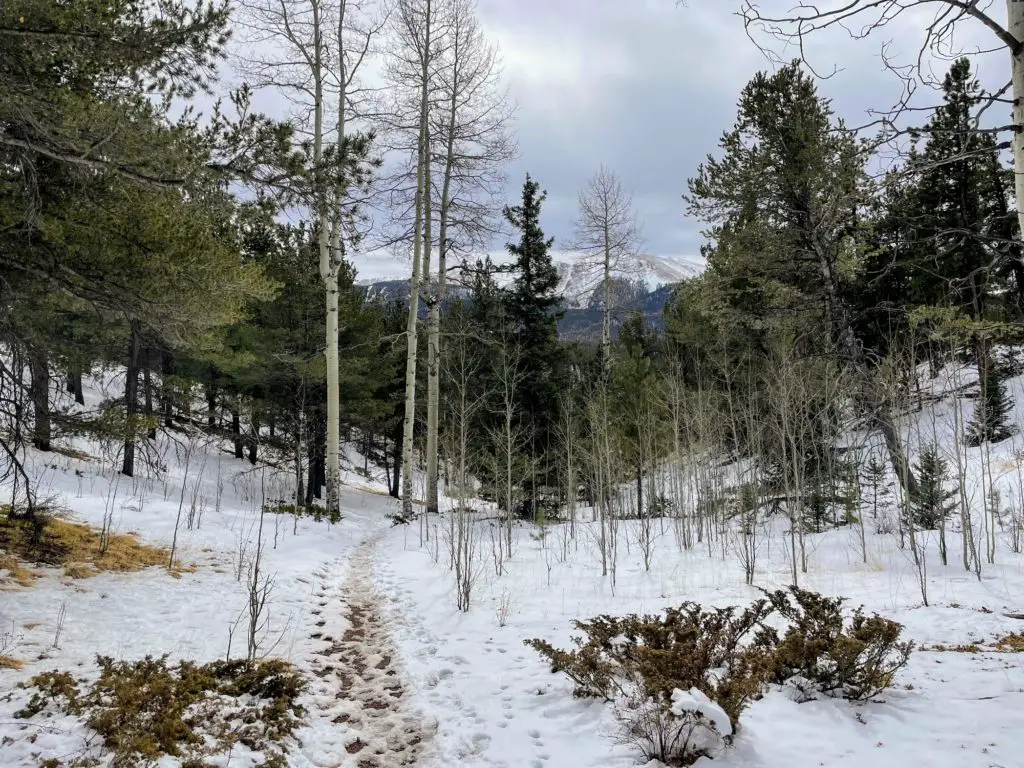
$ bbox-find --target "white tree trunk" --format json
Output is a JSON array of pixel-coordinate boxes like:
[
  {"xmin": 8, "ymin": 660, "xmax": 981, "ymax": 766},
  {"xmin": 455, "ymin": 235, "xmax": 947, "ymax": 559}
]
[
  {"xmin": 309, "ymin": 1, "xmax": 340, "ymax": 517},
  {"xmin": 426, "ymin": 47, "xmax": 459, "ymax": 517},
  {"xmin": 1009, "ymin": 1, "xmax": 1024, "ymax": 238},
  {"xmin": 602, "ymin": 223, "xmax": 611, "ymax": 374},
  {"xmin": 325, "ymin": 0, "xmax": 352, "ymax": 519},
  {"xmin": 401, "ymin": 0, "xmax": 432, "ymax": 518}
]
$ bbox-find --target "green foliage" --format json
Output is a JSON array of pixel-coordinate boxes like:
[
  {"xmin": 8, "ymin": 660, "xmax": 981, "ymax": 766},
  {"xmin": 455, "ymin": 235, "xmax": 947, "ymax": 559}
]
[
  {"xmin": 967, "ymin": 358, "xmax": 1015, "ymax": 445},
  {"xmin": 15, "ymin": 656, "xmax": 306, "ymax": 767},
  {"xmin": 909, "ymin": 445, "xmax": 958, "ymax": 529},
  {"xmin": 502, "ymin": 174, "xmax": 565, "ymax": 481}
]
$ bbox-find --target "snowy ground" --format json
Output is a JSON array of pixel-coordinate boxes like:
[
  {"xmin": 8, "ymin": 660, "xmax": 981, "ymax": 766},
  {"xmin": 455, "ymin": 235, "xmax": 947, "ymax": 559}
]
[{"xmin": 2, "ymin": 363, "xmax": 1024, "ymax": 767}]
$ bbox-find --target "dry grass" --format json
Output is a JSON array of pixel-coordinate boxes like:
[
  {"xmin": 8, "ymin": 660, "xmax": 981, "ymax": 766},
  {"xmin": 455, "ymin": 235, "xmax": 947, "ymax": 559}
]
[
  {"xmin": 926, "ymin": 643, "xmax": 981, "ymax": 653},
  {"xmin": 0, "ymin": 554, "xmax": 39, "ymax": 587},
  {"xmin": 995, "ymin": 634, "xmax": 1024, "ymax": 653},
  {"xmin": 44, "ymin": 519, "xmax": 167, "ymax": 573},
  {"xmin": 0, "ymin": 655, "xmax": 25, "ymax": 670},
  {"xmin": 1, "ymin": 512, "xmax": 172, "ymax": 586}
]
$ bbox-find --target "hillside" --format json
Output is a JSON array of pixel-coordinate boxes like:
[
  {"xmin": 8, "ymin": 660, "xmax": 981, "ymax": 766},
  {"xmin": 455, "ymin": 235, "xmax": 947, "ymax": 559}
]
[{"xmin": 2, "ymin": 362, "xmax": 1024, "ymax": 767}]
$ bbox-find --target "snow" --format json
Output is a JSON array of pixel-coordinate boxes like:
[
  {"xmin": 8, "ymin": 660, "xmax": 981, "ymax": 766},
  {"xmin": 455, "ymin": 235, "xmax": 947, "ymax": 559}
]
[
  {"xmin": 351, "ymin": 247, "xmax": 706, "ymax": 300},
  {"xmin": 2, "ymin": 359, "xmax": 1024, "ymax": 767},
  {"xmin": 670, "ymin": 688, "xmax": 732, "ymax": 738}
]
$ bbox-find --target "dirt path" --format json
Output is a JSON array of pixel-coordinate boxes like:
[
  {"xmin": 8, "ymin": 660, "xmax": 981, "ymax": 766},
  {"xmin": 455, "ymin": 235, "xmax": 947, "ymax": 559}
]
[{"xmin": 311, "ymin": 536, "xmax": 435, "ymax": 767}]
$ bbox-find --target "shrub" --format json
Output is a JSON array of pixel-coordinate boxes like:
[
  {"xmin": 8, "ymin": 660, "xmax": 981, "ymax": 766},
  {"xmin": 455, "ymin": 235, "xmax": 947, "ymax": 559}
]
[
  {"xmin": 527, "ymin": 588, "xmax": 913, "ymax": 764},
  {"xmin": 15, "ymin": 655, "xmax": 306, "ymax": 766},
  {"xmin": 526, "ymin": 602, "xmax": 775, "ymax": 766},
  {"xmin": 761, "ymin": 586, "xmax": 914, "ymax": 701}
]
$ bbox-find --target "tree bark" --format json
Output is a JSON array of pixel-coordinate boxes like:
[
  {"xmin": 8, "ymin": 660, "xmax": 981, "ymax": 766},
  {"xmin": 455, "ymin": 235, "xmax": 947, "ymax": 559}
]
[
  {"xmin": 142, "ymin": 350, "xmax": 156, "ymax": 439},
  {"xmin": 27, "ymin": 344, "xmax": 51, "ymax": 452},
  {"xmin": 248, "ymin": 413, "xmax": 259, "ymax": 465},
  {"xmin": 121, "ymin": 318, "xmax": 142, "ymax": 477},
  {"xmin": 160, "ymin": 349, "xmax": 174, "ymax": 428},
  {"xmin": 66, "ymin": 367, "xmax": 85, "ymax": 405},
  {"xmin": 231, "ymin": 405, "xmax": 243, "ymax": 460},
  {"xmin": 206, "ymin": 379, "xmax": 217, "ymax": 428},
  {"xmin": 401, "ymin": 0, "xmax": 433, "ymax": 518},
  {"xmin": 1009, "ymin": 0, "xmax": 1024, "ymax": 242}
]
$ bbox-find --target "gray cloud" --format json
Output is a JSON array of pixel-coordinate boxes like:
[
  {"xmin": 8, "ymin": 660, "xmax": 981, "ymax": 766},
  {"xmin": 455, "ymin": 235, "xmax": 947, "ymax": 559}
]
[{"xmin": 476, "ymin": 0, "xmax": 1014, "ymax": 256}]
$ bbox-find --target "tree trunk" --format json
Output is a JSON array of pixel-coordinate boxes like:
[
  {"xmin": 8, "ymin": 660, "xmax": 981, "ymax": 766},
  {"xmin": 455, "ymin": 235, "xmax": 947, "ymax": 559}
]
[
  {"xmin": 426, "ymin": 33, "xmax": 459, "ymax": 518},
  {"xmin": 602, "ymin": 225, "xmax": 612, "ymax": 375},
  {"xmin": 391, "ymin": 421, "xmax": 403, "ymax": 499},
  {"xmin": 231, "ymin": 406, "xmax": 243, "ymax": 460},
  {"xmin": 27, "ymin": 344, "xmax": 51, "ymax": 452},
  {"xmin": 248, "ymin": 413, "xmax": 259, "ymax": 466},
  {"xmin": 1009, "ymin": 0, "xmax": 1024, "ymax": 243},
  {"xmin": 66, "ymin": 367, "xmax": 85, "ymax": 405},
  {"xmin": 142, "ymin": 351, "xmax": 156, "ymax": 440},
  {"xmin": 206, "ymin": 379, "xmax": 217, "ymax": 427},
  {"xmin": 636, "ymin": 461, "xmax": 643, "ymax": 517},
  {"xmin": 160, "ymin": 349, "xmax": 174, "ymax": 428},
  {"xmin": 121, "ymin": 318, "xmax": 142, "ymax": 477},
  {"xmin": 402, "ymin": 0, "xmax": 432, "ymax": 518}
]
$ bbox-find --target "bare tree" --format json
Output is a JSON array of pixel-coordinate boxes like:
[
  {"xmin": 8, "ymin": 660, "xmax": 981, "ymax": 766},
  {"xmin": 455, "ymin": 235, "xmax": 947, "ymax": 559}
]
[
  {"xmin": 569, "ymin": 166, "xmax": 642, "ymax": 374},
  {"xmin": 740, "ymin": 1, "xmax": 1024, "ymax": 236},
  {"xmin": 424, "ymin": 0, "xmax": 515, "ymax": 515},
  {"xmin": 489, "ymin": 330, "xmax": 530, "ymax": 560},
  {"xmin": 236, "ymin": 0, "xmax": 383, "ymax": 518},
  {"xmin": 381, "ymin": 0, "xmax": 445, "ymax": 519}
]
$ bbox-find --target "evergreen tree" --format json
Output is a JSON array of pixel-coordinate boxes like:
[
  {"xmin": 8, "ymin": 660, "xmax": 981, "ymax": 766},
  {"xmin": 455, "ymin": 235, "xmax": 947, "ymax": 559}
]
[
  {"xmin": 910, "ymin": 445, "xmax": 958, "ymax": 530},
  {"xmin": 502, "ymin": 174, "xmax": 565, "ymax": 505},
  {"xmin": 863, "ymin": 453, "xmax": 890, "ymax": 532},
  {"xmin": 967, "ymin": 358, "xmax": 1015, "ymax": 445}
]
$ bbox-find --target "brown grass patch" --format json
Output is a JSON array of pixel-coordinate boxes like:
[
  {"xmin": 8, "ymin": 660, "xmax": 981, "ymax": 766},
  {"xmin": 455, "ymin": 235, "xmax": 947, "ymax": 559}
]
[
  {"xmin": 926, "ymin": 643, "xmax": 981, "ymax": 653},
  {"xmin": 0, "ymin": 553, "xmax": 40, "ymax": 587},
  {"xmin": 1, "ymin": 511, "xmax": 171, "ymax": 585},
  {"xmin": 0, "ymin": 655, "xmax": 25, "ymax": 670},
  {"xmin": 995, "ymin": 634, "xmax": 1024, "ymax": 653}
]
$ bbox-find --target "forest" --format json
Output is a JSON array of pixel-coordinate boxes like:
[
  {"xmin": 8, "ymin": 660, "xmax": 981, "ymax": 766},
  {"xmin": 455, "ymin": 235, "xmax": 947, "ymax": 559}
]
[{"xmin": 3, "ymin": 1, "xmax": 1024, "ymax": 767}]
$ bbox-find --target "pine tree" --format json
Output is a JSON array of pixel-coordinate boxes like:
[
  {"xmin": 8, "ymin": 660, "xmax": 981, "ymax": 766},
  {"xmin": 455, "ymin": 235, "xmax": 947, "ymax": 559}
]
[
  {"xmin": 863, "ymin": 453, "xmax": 890, "ymax": 532},
  {"xmin": 967, "ymin": 358, "xmax": 1015, "ymax": 445},
  {"xmin": 910, "ymin": 445, "xmax": 958, "ymax": 530},
  {"xmin": 503, "ymin": 174, "xmax": 565, "ymax": 508}
]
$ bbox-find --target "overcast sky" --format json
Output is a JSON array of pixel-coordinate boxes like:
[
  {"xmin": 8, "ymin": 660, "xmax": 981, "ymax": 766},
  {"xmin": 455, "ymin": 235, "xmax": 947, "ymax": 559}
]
[
  {"xmin": 230, "ymin": 0, "xmax": 1012, "ymax": 267},
  {"xmin": 465, "ymin": 0, "xmax": 1009, "ymax": 258}
]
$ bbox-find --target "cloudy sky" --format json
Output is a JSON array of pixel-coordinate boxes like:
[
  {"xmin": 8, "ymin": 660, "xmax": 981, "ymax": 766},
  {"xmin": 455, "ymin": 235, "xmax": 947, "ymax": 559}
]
[
  {"xmin": 464, "ymin": 0, "xmax": 1008, "ymax": 258},
  {"xmin": 231, "ymin": 0, "xmax": 1012, "ymax": 270}
]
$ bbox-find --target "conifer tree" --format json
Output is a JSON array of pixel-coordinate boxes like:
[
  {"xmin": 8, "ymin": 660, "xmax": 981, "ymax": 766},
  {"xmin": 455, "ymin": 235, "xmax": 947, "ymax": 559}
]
[
  {"xmin": 967, "ymin": 359, "xmax": 1015, "ymax": 446},
  {"xmin": 503, "ymin": 174, "xmax": 565, "ymax": 508},
  {"xmin": 910, "ymin": 445, "xmax": 958, "ymax": 530},
  {"xmin": 863, "ymin": 453, "xmax": 890, "ymax": 532}
]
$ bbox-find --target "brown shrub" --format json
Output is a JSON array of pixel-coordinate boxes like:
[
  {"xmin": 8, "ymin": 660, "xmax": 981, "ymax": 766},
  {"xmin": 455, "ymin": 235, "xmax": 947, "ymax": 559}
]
[{"xmin": 15, "ymin": 656, "xmax": 306, "ymax": 766}]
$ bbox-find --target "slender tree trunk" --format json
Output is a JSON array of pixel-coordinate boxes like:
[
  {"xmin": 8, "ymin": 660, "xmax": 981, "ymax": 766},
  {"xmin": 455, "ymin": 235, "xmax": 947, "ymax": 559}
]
[
  {"xmin": 401, "ymin": 0, "xmax": 433, "ymax": 518},
  {"xmin": 248, "ymin": 413, "xmax": 259, "ymax": 466},
  {"xmin": 160, "ymin": 349, "xmax": 174, "ymax": 428},
  {"xmin": 206, "ymin": 379, "xmax": 217, "ymax": 427},
  {"xmin": 602, "ymin": 225, "xmax": 612, "ymax": 374},
  {"xmin": 27, "ymin": 344, "xmax": 51, "ymax": 452},
  {"xmin": 143, "ymin": 351, "xmax": 156, "ymax": 439},
  {"xmin": 122, "ymin": 318, "xmax": 142, "ymax": 477},
  {"xmin": 1009, "ymin": 0, "xmax": 1024, "ymax": 241},
  {"xmin": 391, "ymin": 421, "xmax": 403, "ymax": 498},
  {"xmin": 231, "ymin": 405, "xmax": 243, "ymax": 460},
  {"xmin": 426, "ymin": 54, "xmax": 458, "ymax": 517}
]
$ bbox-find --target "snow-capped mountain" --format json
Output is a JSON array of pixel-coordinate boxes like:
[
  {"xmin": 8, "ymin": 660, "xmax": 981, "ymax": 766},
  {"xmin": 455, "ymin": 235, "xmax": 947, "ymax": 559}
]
[{"xmin": 352, "ymin": 250, "xmax": 705, "ymax": 308}]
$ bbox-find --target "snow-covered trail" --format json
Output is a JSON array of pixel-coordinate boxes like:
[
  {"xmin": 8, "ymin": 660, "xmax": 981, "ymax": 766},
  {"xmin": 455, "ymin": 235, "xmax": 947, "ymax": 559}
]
[{"xmin": 309, "ymin": 533, "xmax": 438, "ymax": 767}]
